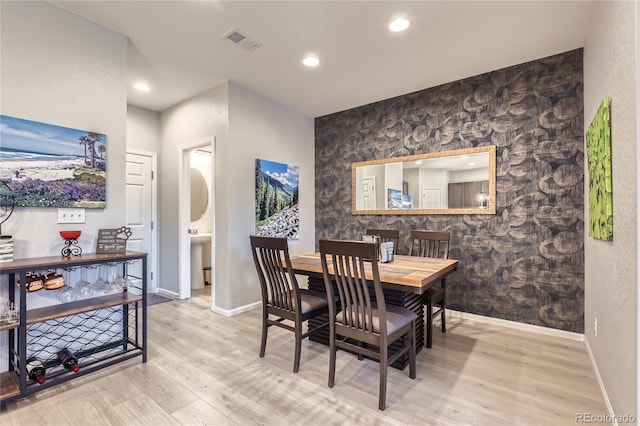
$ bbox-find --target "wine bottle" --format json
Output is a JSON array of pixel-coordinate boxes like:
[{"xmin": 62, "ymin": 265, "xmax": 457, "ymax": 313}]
[
  {"xmin": 26, "ymin": 357, "xmax": 46, "ymax": 384},
  {"xmin": 57, "ymin": 348, "xmax": 80, "ymax": 373}
]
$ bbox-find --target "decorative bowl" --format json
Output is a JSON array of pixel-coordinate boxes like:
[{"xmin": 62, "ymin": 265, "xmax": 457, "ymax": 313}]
[{"xmin": 60, "ymin": 230, "xmax": 81, "ymax": 240}]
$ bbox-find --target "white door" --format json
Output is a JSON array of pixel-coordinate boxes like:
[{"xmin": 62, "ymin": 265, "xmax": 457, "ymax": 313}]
[
  {"xmin": 362, "ymin": 176, "xmax": 377, "ymax": 209},
  {"xmin": 422, "ymin": 188, "xmax": 442, "ymax": 209},
  {"xmin": 126, "ymin": 151, "xmax": 156, "ymax": 292}
]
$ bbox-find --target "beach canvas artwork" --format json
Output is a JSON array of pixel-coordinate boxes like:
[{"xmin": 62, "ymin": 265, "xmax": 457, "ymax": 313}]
[
  {"xmin": 255, "ymin": 159, "xmax": 299, "ymax": 239},
  {"xmin": 0, "ymin": 115, "xmax": 106, "ymax": 208}
]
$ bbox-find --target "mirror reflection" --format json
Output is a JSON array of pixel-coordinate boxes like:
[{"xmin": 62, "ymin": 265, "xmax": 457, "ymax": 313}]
[
  {"xmin": 352, "ymin": 146, "xmax": 496, "ymax": 215},
  {"xmin": 190, "ymin": 167, "xmax": 208, "ymax": 222}
]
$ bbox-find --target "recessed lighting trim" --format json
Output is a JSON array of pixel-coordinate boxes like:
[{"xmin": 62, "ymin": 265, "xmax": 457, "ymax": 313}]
[
  {"xmin": 389, "ymin": 18, "xmax": 410, "ymax": 32},
  {"xmin": 302, "ymin": 56, "xmax": 320, "ymax": 67},
  {"xmin": 133, "ymin": 82, "xmax": 151, "ymax": 92}
]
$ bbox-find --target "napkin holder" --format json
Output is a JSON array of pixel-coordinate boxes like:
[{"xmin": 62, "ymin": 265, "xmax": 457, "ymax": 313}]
[{"xmin": 380, "ymin": 242, "xmax": 394, "ymax": 263}]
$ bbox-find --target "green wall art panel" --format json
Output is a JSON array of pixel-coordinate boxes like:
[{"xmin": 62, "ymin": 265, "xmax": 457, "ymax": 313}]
[{"xmin": 586, "ymin": 97, "xmax": 612, "ymax": 240}]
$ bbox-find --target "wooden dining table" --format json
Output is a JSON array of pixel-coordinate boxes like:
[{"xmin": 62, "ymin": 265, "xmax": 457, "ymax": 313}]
[{"xmin": 288, "ymin": 253, "xmax": 458, "ymax": 368}]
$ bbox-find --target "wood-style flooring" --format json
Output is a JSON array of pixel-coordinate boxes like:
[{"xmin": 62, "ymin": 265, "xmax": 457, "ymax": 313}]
[{"xmin": 1, "ymin": 289, "xmax": 607, "ymax": 425}]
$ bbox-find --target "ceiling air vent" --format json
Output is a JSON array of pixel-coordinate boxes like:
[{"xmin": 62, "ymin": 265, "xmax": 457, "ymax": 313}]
[{"xmin": 223, "ymin": 28, "xmax": 262, "ymax": 52}]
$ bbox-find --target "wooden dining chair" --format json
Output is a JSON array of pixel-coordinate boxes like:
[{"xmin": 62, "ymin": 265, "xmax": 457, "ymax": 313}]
[
  {"xmin": 250, "ymin": 235, "xmax": 329, "ymax": 373},
  {"xmin": 409, "ymin": 230, "xmax": 450, "ymax": 348},
  {"xmin": 319, "ymin": 239, "xmax": 417, "ymax": 410},
  {"xmin": 365, "ymin": 228, "xmax": 400, "ymax": 254}
]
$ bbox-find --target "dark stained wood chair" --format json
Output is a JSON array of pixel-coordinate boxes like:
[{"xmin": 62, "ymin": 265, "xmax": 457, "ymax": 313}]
[
  {"xmin": 365, "ymin": 228, "xmax": 400, "ymax": 255},
  {"xmin": 409, "ymin": 230, "xmax": 450, "ymax": 348},
  {"xmin": 250, "ymin": 235, "xmax": 329, "ymax": 373},
  {"xmin": 319, "ymin": 239, "xmax": 417, "ymax": 410}
]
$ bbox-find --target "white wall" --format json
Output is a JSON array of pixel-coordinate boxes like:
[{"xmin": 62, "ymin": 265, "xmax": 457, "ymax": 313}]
[
  {"xmin": 583, "ymin": 0, "xmax": 637, "ymax": 419},
  {"xmin": 0, "ymin": 0, "xmax": 127, "ymax": 373},
  {"xmin": 449, "ymin": 168, "xmax": 489, "ymax": 183},
  {"xmin": 384, "ymin": 162, "xmax": 403, "ymax": 208},
  {"xmin": 0, "ymin": 0, "xmax": 127, "ymax": 257},
  {"xmin": 159, "ymin": 81, "xmax": 314, "ymax": 311},
  {"xmin": 159, "ymin": 83, "xmax": 229, "ymax": 296},
  {"xmin": 226, "ymin": 83, "xmax": 315, "ymax": 309},
  {"xmin": 127, "ymin": 105, "xmax": 160, "ymax": 154}
]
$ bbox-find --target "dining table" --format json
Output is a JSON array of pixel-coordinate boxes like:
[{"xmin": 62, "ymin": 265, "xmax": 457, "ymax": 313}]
[{"xmin": 288, "ymin": 253, "xmax": 458, "ymax": 369}]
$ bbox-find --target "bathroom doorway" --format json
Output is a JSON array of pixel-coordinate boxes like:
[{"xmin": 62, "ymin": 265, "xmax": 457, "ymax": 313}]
[{"xmin": 178, "ymin": 137, "xmax": 215, "ymax": 308}]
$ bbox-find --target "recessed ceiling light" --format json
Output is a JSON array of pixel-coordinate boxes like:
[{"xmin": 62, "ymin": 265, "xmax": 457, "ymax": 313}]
[
  {"xmin": 468, "ymin": 162, "xmax": 476, "ymax": 166},
  {"xmin": 133, "ymin": 82, "xmax": 151, "ymax": 92},
  {"xmin": 415, "ymin": 161, "xmax": 423, "ymax": 165},
  {"xmin": 302, "ymin": 56, "xmax": 320, "ymax": 67},
  {"xmin": 389, "ymin": 18, "xmax": 410, "ymax": 32}
]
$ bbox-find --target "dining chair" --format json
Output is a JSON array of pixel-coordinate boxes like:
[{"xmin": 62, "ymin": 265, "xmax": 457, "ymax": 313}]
[
  {"xmin": 365, "ymin": 228, "xmax": 400, "ymax": 255},
  {"xmin": 409, "ymin": 230, "xmax": 450, "ymax": 348},
  {"xmin": 319, "ymin": 239, "xmax": 417, "ymax": 410},
  {"xmin": 250, "ymin": 235, "xmax": 329, "ymax": 373}
]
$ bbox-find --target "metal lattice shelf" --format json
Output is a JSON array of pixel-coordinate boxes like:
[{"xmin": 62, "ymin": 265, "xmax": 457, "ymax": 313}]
[{"xmin": 0, "ymin": 251, "xmax": 147, "ymax": 405}]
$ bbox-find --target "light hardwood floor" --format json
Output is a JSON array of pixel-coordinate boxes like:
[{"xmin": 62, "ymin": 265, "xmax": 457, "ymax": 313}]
[{"xmin": 2, "ymin": 289, "xmax": 607, "ymax": 425}]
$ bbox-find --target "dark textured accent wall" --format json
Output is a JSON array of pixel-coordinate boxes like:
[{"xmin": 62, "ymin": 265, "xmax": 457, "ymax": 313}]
[{"xmin": 315, "ymin": 49, "xmax": 584, "ymax": 332}]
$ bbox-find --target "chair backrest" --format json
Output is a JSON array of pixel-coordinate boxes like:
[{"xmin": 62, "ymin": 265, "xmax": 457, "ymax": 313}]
[
  {"xmin": 365, "ymin": 229, "xmax": 400, "ymax": 254},
  {"xmin": 319, "ymin": 239, "xmax": 387, "ymax": 336},
  {"xmin": 409, "ymin": 230, "xmax": 450, "ymax": 259},
  {"xmin": 250, "ymin": 235, "xmax": 300, "ymax": 313}
]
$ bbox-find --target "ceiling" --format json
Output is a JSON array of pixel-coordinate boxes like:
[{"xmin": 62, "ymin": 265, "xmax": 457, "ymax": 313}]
[{"xmin": 52, "ymin": 1, "xmax": 595, "ymax": 118}]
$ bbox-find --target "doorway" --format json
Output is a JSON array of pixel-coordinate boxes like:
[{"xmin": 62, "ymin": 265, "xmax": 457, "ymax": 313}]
[{"xmin": 178, "ymin": 137, "xmax": 215, "ymax": 308}]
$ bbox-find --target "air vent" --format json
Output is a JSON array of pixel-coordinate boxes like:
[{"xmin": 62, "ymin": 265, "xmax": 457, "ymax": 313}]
[{"xmin": 223, "ymin": 28, "xmax": 262, "ymax": 52}]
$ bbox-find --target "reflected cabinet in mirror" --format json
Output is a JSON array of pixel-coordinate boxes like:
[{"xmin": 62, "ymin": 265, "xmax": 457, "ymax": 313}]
[{"xmin": 352, "ymin": 146, "xmax": 496, "ymax": 215}]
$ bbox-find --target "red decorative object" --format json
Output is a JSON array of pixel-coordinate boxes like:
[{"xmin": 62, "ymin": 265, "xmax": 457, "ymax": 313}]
[
  {"xmin": 60, "ymin": 231, "xmax": 82, "ymax": 257},
  {"xmin": 60, "ymin": 230, "xmax": 81, "ymax": 240}
]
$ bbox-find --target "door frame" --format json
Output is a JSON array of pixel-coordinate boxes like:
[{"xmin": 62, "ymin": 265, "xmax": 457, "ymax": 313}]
[
  {"xmin": 178, "ymin": 137, "xmax": 215, "ymax": 302},
  {"xmin": 125, "ymin": 148, "xmax": 159, "ymax": 293}
]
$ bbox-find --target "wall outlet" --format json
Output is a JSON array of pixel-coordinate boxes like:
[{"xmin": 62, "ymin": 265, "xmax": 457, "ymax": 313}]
[
  {"xmin": 594, "ymin": 317, "xmax": 598, "ymax": 337},
  {"xmin": 57, "ymin": 208, "xmax": 86, "ymax": 224}
]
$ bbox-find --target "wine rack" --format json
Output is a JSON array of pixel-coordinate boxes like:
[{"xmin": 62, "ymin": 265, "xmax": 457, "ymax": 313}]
[{"xmin": 0, "ymin": 252, "xmax": 147, "ymax": 405}]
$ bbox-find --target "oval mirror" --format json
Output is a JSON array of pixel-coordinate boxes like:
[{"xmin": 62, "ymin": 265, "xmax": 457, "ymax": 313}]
[{"xmin": 190, "ymin": 168, "xmax": 208, "ymax": 222}]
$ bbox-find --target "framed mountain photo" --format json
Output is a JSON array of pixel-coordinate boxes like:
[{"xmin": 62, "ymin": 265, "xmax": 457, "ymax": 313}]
[{"xmin": 255, "ymin": 159, "xmax": 299, "ymax": 239}]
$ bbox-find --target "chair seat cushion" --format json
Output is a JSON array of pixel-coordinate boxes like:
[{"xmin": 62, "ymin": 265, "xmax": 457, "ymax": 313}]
[
  {"xmin": 269, "ymin": 289, "xmax": 328, "ymax": 314},
  {"xmin": 423, "ymin": 286, "xmax": 444, "ymax": 303},
  {"xmin": 298, "ymin": 289, "xmax": 328, "ymax": 314},
  {"xmin": 336, "ymin": 304, "xmax": 418, "ymax": 335}
]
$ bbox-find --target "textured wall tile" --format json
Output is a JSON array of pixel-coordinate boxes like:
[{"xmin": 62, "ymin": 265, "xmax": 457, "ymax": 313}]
[{"xmin": 315, "ymin": 49, "xmax": 584, "ymax": 332}]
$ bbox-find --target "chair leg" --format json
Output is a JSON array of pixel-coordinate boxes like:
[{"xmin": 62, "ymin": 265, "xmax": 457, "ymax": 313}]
[
  {"xmin": 259, "ymin": 310, "xmax": 268, "ymax": 358},
  {"xmin": 378, "ymin": 344, "xmax": 388, "ymax": 410},
  {"xmin": 357, "ymin": 340, "xmax": 364, "ymax": 361},
  {"xmin": 426, "ymin": 300, "xmax": 433, "ymax": 348},
  {"xmin": 441, "ymin": 280, "xmax": 446, "ymax": 333},
  {"xmin": 293, "ymin": 320, "xmax": 302, "ymax": 373},
  {"xmin": 328, "ymin": 325, "xmax": 336, "ymax": 388},
  {"xmin": 409, "ymin": 322, "xmax": 417, "ymax": 379}
]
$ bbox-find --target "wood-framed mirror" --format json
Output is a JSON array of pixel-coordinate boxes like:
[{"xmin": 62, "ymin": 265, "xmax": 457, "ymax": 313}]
[{"xmin": 352, "ymin": 146, "xmax": 496, "ymax": 215}]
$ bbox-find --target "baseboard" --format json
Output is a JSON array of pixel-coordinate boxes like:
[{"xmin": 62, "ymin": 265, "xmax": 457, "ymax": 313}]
[
  {"xmin": 447, "ymin": 309, "xmax": 584, "ymax": 341},
  {"xmin": 211, "ymin": 300, "xmax": 261, "ymax": 317},
  {"xmin": 158, "ymin": 288, "xmax": 179, "ymax": 298},
  {"xmin": 584, "ymin": 337, "xmax": 616, "ymax": 424}
]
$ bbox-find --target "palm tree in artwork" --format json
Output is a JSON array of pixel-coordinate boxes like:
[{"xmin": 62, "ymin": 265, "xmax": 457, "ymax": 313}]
[
  {"xmin": 79, "ymin": 137, "xmax": 89, "ymax": 165},
  {"xmin": 97, "ymin": 144, "xmax": 106, "ymax": 159}
]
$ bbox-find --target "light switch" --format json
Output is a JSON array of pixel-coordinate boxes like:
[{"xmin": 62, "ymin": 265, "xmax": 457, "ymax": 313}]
[{"xmin": 57, "ymin": 208, "xmax": 86, "ymax": 224}]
